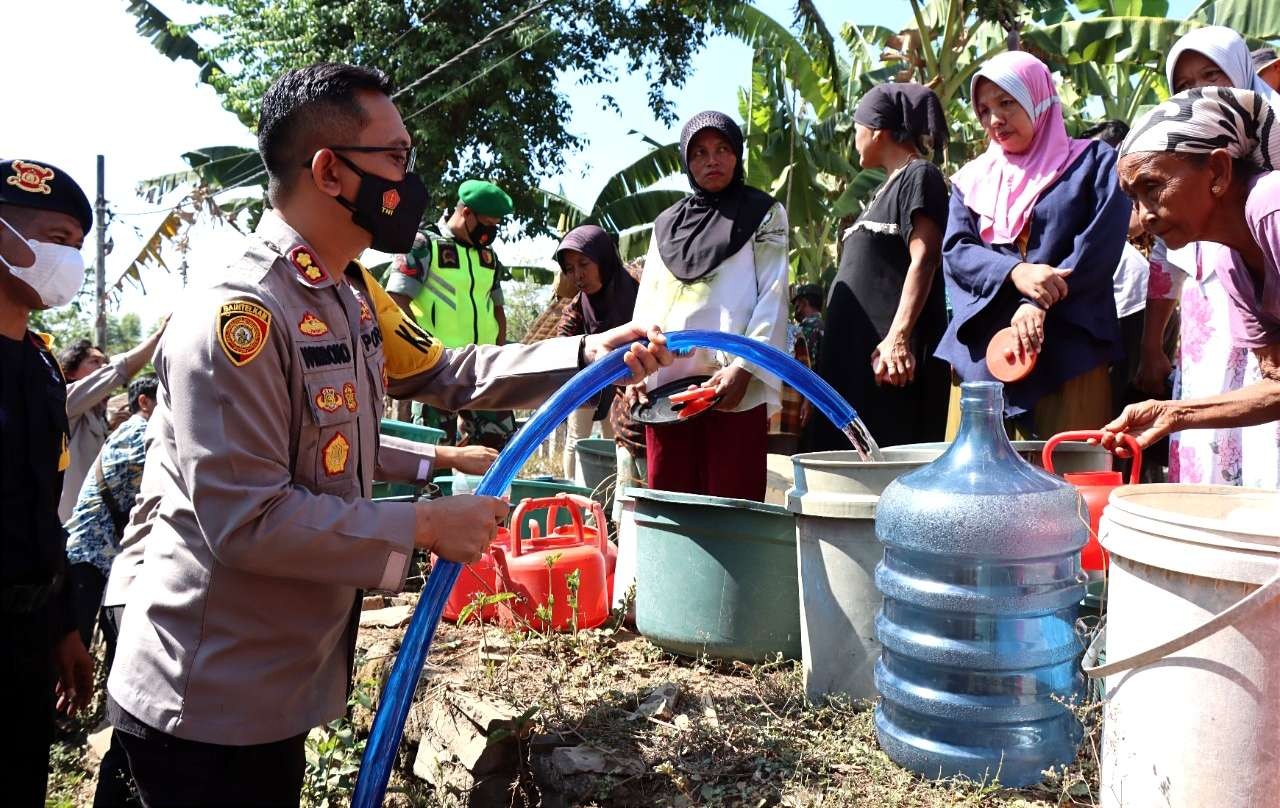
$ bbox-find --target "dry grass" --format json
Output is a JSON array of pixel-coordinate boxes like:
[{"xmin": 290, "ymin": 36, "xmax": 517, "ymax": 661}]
[{"xmin": 366, "ymin": 613, "xmax": 1102, "ymax": 808}]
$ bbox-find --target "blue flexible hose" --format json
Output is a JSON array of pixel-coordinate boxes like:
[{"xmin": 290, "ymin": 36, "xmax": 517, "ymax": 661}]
[{"xmin": 352, "ymin": 330, "xmax": 861, "ymax": 806}]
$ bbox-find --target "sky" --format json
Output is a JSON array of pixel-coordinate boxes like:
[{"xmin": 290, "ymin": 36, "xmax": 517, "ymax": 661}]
[{"xmin": 3, "ymin": 0, "xmax": 1196, "ymax": 331}]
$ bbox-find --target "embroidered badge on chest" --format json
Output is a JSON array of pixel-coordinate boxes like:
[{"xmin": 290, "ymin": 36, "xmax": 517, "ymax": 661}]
[
  {"xmin": 343, "ymin": 382, "xmax": 357, "ymax": 412},
  {"xmin": 290, "ymin": 246, "xmax": 326, "ymax": 286},
  {"xmin": 7, "ymin": 160, "xmax": 55, "ymax": 195},
  {"xmin": 358, "ymin": 295, "xmax": 374, "ymax": 324},
  {"xmin": 322, "ymin": 432, "xmax": 351, "ymax": 477},
  {"xmin": 315, "ymin": 386, "xmax": 343, "ymax": 413},
  {"xmin": 217, "ymin": 300, "xmax": 272, "ymax": 367},
  {"xmin": 299, "ymin": 312, "xmax": 330, "ymax": 337}
]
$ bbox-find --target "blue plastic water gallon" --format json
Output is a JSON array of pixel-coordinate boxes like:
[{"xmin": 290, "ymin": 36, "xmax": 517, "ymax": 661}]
[{"xmin": 873, "ymin": 381, "xmax": 1085, "ymax": 787}]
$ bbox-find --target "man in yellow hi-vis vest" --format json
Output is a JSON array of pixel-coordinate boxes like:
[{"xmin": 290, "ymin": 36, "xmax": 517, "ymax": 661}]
[{"xmin": 387, "ymin": 180, "xmax": 517, "ymax": 447}]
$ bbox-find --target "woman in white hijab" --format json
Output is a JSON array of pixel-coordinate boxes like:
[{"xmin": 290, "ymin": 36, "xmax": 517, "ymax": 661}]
[{"xmin": 1167, "ymin": 25, "xmax": 1278, "ymax": 98}]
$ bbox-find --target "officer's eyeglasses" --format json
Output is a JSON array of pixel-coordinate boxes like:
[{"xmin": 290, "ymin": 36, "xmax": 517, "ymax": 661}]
[{"xmin": 322, "ymin": 144, "xmax": 417, "ymax": 172}]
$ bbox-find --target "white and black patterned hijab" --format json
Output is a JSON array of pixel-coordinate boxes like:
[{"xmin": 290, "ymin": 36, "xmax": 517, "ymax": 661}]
[{"xmin": 1121, "ymin": 86, "xmax": 1280, "ymax": 170}]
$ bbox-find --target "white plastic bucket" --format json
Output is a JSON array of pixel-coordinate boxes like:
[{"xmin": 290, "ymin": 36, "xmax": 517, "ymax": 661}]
[
  {"xmin": 612, "ymin": 490, "xmax": 638, "ymax": 616},
  {"xmin": 1090, "ymin": 485, "xmax": 1280, "ymax": 808}
]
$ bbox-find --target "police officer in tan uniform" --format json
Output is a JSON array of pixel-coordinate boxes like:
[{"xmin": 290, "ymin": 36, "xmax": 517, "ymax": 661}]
[{"xmin": 105, "ymin": 63, "xmax": 670, "ymax": 805}]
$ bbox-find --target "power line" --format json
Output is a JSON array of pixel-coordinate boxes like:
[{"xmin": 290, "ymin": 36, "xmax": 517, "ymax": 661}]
[{"xmin": 391, "ymin": 0, "xmax": 555, "ymax": 100}]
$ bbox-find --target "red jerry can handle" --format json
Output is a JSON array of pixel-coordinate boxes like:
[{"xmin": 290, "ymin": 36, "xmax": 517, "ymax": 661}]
[
  {"xmin": 1042, "ymin": 430, "xmax": 1141, "ymax": 483},
  {"xmin": 554, "ymin": 494, "xmax": 608, "ymax": 545},
  {"xmin": 508, "ymin": 494, "xmax": 586, "ymax": 559}
]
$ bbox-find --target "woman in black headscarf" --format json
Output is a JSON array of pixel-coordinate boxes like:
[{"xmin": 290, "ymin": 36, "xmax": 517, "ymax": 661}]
[
  {"xmin": 801, "ymin": 83, "xmax": 952, "ymax": 451},
  {"xmin": 554, "ymin": 225, "xmax": 643, "ymax": 487},
  {"xmin": 632, "ymin": 111, "xmax": 789, "ymax": 501}
]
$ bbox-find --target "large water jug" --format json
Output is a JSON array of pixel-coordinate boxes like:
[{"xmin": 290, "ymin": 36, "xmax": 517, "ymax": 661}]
[{"xmin": 873, "ymin": 381, "xmax": 1085, "ymax": 787}]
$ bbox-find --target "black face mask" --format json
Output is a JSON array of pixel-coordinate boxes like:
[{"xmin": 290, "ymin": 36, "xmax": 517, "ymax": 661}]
[
  {"xmin": 331, "ymin": 153, "xmax": 430, "ymax": 253},
  {"xmin": 464, "ymin": 216, "xmax": 499, "ymax": 248}
]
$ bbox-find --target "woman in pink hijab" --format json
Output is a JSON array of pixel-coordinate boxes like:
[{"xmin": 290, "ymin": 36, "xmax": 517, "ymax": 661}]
[{"xmin": 936, "ymin": 50, "xmax": 1130, "ymax": 438}]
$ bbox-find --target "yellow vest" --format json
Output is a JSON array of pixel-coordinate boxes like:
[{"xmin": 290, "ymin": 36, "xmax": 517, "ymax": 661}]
[{"xmin": 407, "ymin": 231, "xmax": 500, "ymax": 347}]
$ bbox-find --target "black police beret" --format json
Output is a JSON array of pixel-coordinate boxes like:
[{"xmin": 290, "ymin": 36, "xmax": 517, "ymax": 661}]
[{"xmin": 0, "ymin": 159, "xmax": 93, "ymax": 234}]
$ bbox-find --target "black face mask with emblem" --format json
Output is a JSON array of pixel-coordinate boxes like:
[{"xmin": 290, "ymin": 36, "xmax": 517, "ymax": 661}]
[
  {"xmin": 331, "ymin": 153, "xmax": 430, "ymax": 253},
  {"xmin": 465, "ymin": 216, "xmax": 499, "ymax": 248}
]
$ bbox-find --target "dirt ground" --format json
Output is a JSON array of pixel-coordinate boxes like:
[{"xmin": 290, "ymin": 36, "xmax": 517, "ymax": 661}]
[{"xmin": 47, "ymin": 601, "xmax": 1102, "ymax": 808}]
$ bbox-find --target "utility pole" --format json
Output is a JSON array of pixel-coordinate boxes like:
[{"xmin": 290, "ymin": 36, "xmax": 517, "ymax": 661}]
[{"xmin": 94, "ymin": 155, "xmax": 107, "ymax": 348}]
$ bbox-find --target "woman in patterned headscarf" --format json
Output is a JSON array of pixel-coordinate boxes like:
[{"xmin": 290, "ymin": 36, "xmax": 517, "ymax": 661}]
[
  {"xmin": 630, "ymin": 111, "xmax": 789, "ymax": 501},
  {"xmin": 1101, "ymin": 87, "xmax": 1280, "ymax": 455}
]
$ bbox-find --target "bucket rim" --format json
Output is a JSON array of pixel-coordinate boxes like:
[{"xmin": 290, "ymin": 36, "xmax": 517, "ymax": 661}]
[
  {"xmin": 1107, "ymin": 484, "xmax": 1280, "ymax": 543},
  {"xmin": 628, "ymin": 487, "xmax": 791, "ymax": 517}
]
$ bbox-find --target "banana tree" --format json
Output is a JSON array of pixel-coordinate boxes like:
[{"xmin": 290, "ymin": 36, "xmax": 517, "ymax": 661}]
[{"xmin": 538, "ymin": 135, "xmax": 688, "ymax": 262}]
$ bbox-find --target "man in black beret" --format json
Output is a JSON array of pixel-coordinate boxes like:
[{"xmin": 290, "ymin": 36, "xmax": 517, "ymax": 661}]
[{"xmin": 0, "ymin": 157, "xmax": 96, "ymax": 805}]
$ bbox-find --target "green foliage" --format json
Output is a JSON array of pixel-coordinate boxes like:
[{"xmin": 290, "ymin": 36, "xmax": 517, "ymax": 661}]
[
  {"xmin": 301, "ymin": 679, "xmax": 374, "ymax": 807},
  {"xmin": 126, "ymin": 0, "xmax": 718, "ymax": 237},
  {"xmin": 29, "ymin": 307, "xmax": 147, "ymax": 356},
  {"xmin": 456, "ymin": 590, "xmax": 516, "ymax": 626}
]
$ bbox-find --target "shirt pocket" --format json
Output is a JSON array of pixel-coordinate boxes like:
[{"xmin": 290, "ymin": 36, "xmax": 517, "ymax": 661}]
[{"xmin": 302, "ymin": 370, "xmax": 358, "ymax": 494}]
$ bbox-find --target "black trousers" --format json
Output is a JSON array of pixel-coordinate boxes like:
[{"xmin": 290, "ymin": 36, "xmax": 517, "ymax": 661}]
[
  {"xmin": 112, "ymin": 701, "xmax": 307, "ymax": 807},
  {"xmin": 0, "ymin": 605, "xmax": 56, "ymax": 807},
  {"xmin": 93, "ymin": 607, "xmax": 139, "ymax": 808}
]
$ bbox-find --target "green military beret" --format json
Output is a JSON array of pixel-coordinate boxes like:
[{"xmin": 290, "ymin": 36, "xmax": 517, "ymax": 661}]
[{"xmin": 458, "ymin": 179, "xmax": 513, "ymax": 218}]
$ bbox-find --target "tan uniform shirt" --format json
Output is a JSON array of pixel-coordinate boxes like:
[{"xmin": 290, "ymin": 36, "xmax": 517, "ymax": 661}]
[
  {"xmin": 60, "ymin": 356, "xmax": 127, "ymax": 521},
  {"xmin": 108, "ymin": 212, "xmax": 581, "ymax": 744}
]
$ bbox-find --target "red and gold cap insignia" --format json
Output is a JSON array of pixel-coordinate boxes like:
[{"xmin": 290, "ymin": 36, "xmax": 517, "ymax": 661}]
[
  {"xmin": 322, "ymin": 432, "xmax": 350, "ymax": 477},
  {"xmin": 298, "ymin": 311, "xmax": 329, "ymax": 337},
  {"xmin": 315, "ymin": 386, "xmax": 342, "ymax": 413},
  {"xmin": 7, "ymin": 160, "xmax": 55, "ymax": 195},
  {"xmin": 381, "ymin": 188, "xmax": 400, "ymax": 215},
  {"xmin": 342, "ymin": 382, "xmax": 357, "ymax": 412},
  {"xmin": 290, "ymin": 245, "xmax": 326, "ymax": 286},
  {"xmin": 216, "ymin": 299, "xmax": 272, "ymax": 367}
]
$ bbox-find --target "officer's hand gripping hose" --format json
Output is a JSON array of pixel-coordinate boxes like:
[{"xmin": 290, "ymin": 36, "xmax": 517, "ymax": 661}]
[{"xmin": 352, "ymin": 330, "xmax": 870, "ymax": 806}]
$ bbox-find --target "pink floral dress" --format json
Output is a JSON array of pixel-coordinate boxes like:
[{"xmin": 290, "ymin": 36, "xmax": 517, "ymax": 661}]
[{"xmin": 1154, "ymin": 243, "xmax": 1278, "ymax": 487}]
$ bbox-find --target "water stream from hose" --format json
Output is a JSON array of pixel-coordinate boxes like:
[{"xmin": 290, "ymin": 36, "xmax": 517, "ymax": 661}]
[{"xmin": 352, "ymin": 330, "xmax": 878, "ymax": 806}]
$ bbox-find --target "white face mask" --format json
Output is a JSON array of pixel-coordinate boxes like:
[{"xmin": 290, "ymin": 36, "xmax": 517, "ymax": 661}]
[{"xmin": 0, "ymin": 216, "xmax": 86, "ymax": 308}]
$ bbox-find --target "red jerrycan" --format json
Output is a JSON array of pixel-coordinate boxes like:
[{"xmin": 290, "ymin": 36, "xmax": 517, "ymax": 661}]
[
  {"xmin": 557, "ymin": 493, "xmax": 616, "ymax": 599},
  {"xmin": 438, "ymin": 526, "xmax": 511, "ymax": 623},
  {"xmin": 1042, "ymin": 430, "xmax": 1141, "ymax": 572},
  {"xmin": 495, "ymin": 494, "xmax": 610, "ymax": 632}
]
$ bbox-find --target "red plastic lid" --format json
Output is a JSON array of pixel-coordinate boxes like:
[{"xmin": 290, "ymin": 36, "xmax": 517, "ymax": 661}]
[{"xmin": 986, "ymin": 326, "xmax": 1037, "ymax": 383}]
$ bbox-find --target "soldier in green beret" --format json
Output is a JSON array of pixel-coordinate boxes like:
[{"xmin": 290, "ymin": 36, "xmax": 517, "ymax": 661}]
[{"xmin": 386, "ymin": 179, "xmax": 519, "ymax": 447}]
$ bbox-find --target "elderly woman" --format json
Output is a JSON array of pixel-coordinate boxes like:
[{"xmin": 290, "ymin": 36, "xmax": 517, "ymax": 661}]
[
  {"xmin": 631, "ymin": 111, "xmax": 788, "ymax": 501},
  {"xmin": 1103, "ymin": 87, "xmax": 1280, "ymax": 453},
  {"xmin": 802, "ymin": 83, "xmax": 951, "ymax": 451},
  {"xmin": 938, "ymin": 51, "xmax": 1129, "ymax": 438},
  {"xmin": 1138, "ymin": 26, "xmax": 1280, "ymax": 486}
]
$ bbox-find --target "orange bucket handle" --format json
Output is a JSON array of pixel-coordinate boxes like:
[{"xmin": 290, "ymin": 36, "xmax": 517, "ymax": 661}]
[
  {"xmin": 1042, "ymin": 430, "xmax": 1141, "ymax": 483},
  {"xmin": 509, "ymin": 494, "xmax": 586, "ymax": 558}
]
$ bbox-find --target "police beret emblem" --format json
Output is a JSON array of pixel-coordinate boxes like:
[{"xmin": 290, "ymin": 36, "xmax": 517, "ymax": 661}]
[
  {"xmin": 290, "ymin": 245, "xmax": 326, "ymax": 286},
  {"xmin": 322, "ymin": 432, "xmax": 350, "ymax": 477},
  {"xmin": 381, "ymin": 189, "xmax": 400, "ymax": 215},
  {"xmin": 299, "ymin": 312, "xmax": 329, "ymax": 337},
  {"xmin": 7, "ymin": 160, "xmax": 55, "ymax": 195},
  {"xmin": 216, "ymin": 299, "xmax": 272, "ymax": 367}
]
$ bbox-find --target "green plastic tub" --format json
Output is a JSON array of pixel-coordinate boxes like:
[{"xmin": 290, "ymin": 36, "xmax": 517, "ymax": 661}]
[
  {"xmin": 574, "ymin": 437, "xmax": 617, "ymax": 512},
  {"xmin": 632, "ymin": 489, "xmax": 800, "ymax": 662},
  {"xmin": 373, "ymin": 419, "xmax": 446, "ymax": 499}
]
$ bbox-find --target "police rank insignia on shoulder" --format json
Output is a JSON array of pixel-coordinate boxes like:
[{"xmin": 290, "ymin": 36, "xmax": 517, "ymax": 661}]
[
  {"xmin": 217, "ymin": 300, "xmax": 272, "ymax": 367},
  {"xmin": 290, "ymin": 246, "xmax": 326, "ymax": 286},
  {"xmin": 322, "ymin": 432, "xmax": 350, "ymax": 476},
  {"xmin": 7, "ymin": 160, "xmax": 55, "ymax": 195},
  {"xmin": 299, "ymin": 312, "xmax": 329, "ymax": 337}
]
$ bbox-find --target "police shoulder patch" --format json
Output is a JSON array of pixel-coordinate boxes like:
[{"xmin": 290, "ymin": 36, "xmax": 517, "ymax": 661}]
[
  {"xmin": 322, "ymin": 432, "xmax": 351, "ymax": 477},
  {"xmin": 217, "ymin": 299, "xmax": 272, "ymax": 367},
  {"xmin": 290, "ymin": 245, "xmax": 327, "ymax": 286}
]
